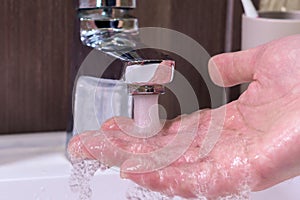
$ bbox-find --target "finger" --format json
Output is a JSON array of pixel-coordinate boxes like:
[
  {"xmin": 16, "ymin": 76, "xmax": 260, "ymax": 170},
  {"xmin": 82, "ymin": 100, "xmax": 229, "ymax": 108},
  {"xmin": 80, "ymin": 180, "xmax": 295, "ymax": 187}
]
[
  {"xmin": 79, "ymin": 130, "xmax": 133, "ymax": 166},
  {"xmin": 68, "ymin": 128, "xmax": 176, "ymax": 167},
  {"xmin": 100, "ymin": 118, "xmax": 120, "ymax": 131},
  {"xmin": 67, "ymin": 131, "xmax": 97, "ymax": 161},
  {"xmin": 68, "ymin": 117, "xmax": 129, "ymax": 159},
  {"xmin": 68, "ymin": 130, "xmax": 132, "ymax": 167},
  {"xmin": 101, "ymin": 117, "xmax": 133, "ymax": 131},
  {"xmin": 149, "ymin": 60, "xmax": 175, "ymax": 85},
  {"xmin": 208, "ymin": 48, "xmax": 260, "ymax": 87}
]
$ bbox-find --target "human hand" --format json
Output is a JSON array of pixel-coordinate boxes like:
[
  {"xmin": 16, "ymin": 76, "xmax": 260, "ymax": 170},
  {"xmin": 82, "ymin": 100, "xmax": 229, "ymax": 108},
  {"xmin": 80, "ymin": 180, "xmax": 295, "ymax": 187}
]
[{"xmin": 68, "ymin": 35, "xmax": 300, "ymax": 199}]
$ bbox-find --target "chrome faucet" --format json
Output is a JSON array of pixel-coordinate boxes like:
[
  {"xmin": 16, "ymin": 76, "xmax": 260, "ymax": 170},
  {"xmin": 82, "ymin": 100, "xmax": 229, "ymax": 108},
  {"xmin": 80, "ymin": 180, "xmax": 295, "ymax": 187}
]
[
  {"xmin": 66, "ymin": 0, "xmax": 175, "ymax": 142},
  {"xmin": 79, "ymin": 0, "xmax": 139, "ymax": 60},
  {"xmin": 78, "ymin": 0, "xmax": 175, "ymax": 94}
]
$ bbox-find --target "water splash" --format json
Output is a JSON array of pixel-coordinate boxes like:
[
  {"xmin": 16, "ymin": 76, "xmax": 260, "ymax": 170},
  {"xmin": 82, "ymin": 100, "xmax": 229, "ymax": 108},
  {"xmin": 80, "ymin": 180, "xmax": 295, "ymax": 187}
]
[
  {"xmin": 68, "ymin": 158, "xmax": 251, "ymax": 200},
  {"xmin": 217, "ymin": 187, "xmax": 251, "ymax": 200},
  {"xmin": 69, "ymin": 159, "xmax": 108, "ymax": 200},
  {"xmin": 126, "ymin": 184, "xmax": 170, "ymax": 200},
  {"xmin": 125, "ymin": 186, "xmax": 250, "ymax": 200}
]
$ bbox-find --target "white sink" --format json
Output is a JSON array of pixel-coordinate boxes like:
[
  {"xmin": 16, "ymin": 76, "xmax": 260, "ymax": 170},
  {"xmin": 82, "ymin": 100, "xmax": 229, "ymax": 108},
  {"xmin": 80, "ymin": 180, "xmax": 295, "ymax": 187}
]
[
  {"xmin": 0, "ymin": 132, "xmax": 299, "ymax": 200},
  {"xmin": 0, "ymin": 132, "xmax": 134, "ymax": 200}
]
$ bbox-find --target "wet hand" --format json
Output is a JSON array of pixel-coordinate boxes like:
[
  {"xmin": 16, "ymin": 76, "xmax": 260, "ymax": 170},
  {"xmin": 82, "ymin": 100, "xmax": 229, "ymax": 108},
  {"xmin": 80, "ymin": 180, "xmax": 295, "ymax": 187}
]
[{"xmin": 68, "ymin": 35, "xmax": 300, "ymax": 199}]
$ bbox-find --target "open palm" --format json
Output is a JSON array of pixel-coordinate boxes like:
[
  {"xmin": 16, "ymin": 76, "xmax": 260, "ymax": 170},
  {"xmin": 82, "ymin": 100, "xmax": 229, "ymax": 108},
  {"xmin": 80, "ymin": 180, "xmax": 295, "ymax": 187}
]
[{"xmin": 68, "ymin": 35, "xmax": 300, "ymax": 199}]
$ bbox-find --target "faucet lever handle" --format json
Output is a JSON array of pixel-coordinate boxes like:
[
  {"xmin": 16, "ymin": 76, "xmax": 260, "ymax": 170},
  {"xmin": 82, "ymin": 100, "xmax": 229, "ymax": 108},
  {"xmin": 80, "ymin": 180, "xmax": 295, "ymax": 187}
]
[{"xmin": 124, "ymin": 60, "xmax": 175, "ymax": 95}]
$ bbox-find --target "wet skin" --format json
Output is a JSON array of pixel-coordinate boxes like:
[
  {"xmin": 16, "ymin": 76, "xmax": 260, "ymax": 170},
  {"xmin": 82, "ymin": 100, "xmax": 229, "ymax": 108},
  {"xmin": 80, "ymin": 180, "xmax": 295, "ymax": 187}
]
[{"xmin": 68, "ymin": 35, "xmax": 300, "ymax": 199}]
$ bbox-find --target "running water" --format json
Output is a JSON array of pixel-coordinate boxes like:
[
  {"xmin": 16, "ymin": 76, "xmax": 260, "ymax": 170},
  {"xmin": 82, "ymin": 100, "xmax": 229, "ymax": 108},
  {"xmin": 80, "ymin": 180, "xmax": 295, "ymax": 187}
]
[
  {"xmin": 69, "ymin": 158, "xmax": 108, "ymax": 200},
  {"xmin": 132, "ymin": 94, "xmax": 162, "ymax": 138},
  {"xmin": 218, "ymin": 189, "xmax": 251, "ymax": 200},
  {"xmin": 126, "ymin": 184, "xmax": 250, "ymax": 200},
  {"xmin": 68, "ymin": 93, "xmax": 162, "ymax": 200},
  {"xmin": 126, "ymin": 184, "xmax": 170, "ymax": 200},
  {"xmin": 125, "ymin": 93, "xmax": 170, "ymax": 199}
]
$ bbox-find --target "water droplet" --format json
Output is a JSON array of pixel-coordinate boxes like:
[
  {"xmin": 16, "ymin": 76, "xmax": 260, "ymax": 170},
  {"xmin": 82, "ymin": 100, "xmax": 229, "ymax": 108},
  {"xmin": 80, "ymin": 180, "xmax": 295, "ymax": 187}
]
[
  {"xmin": 69, "ymin": 159, "xmax": 107, "ymax": 200},
  {"xmin": 126, "ymin": 184, "xmax": 169, "ymax": 200}
]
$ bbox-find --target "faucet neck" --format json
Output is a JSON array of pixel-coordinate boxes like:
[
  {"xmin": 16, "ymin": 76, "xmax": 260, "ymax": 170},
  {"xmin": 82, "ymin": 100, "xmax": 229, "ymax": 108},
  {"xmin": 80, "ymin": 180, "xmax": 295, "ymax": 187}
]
[{"xmin": 78, "ymin": 4, "xmax": 139, "ymax": 60}]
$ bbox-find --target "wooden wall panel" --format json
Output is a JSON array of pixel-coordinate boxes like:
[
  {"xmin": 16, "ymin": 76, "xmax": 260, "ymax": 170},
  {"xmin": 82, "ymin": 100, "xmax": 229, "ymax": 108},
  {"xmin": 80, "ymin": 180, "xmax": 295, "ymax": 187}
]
[
  {"xmin": 0, "ymin": 0, "xmax": 75, "ymax": 133},
  {"xmin": 1, "ymin": 0, "xmax": 256, "ymax": 133},
  {"xmin": 134, "ymin": 0, "xmax": 227, "ymax": 56},
  {"xmin": 133, "ymin": 0, "xmax": 228, "ymax": 118}
]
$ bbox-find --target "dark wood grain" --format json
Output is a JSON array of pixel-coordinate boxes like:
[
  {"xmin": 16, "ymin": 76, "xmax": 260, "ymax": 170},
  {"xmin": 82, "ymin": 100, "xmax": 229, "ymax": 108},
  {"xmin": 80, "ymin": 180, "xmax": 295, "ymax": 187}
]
[
  {"xmin": 134, "ymin": 0, "xmax": 227, "ymax": 56},
  {"xmin": 132, "ymin": 0, "xmax": 228, "ymax": 118},
  {"xmin": 0, "ymin": 0, "xmax": 75, "ymax": 133},
  {"xmin": 1, "ymin": 0, "xmax": 253, "ymax": 133}
]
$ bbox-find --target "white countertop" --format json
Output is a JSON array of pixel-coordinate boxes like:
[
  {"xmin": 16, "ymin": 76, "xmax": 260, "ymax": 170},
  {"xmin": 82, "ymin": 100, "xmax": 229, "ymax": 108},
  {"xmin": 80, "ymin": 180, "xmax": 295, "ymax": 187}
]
[
  {"xmin": 0, "ymin": 132, "xmax": 70, "ymax": 180},
  {"xmin": 0, "ymin": 132, "xmax": 131, "ymax": 200},
  {"xmin": 0, "ymin": 132, "xmax": 117, "ymax": 181}
]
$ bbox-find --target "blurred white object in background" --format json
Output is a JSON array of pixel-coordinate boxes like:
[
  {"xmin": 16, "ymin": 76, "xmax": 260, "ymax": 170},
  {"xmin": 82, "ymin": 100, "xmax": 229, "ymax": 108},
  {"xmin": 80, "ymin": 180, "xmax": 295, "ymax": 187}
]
[
  {"xmin": 242, "ymin": 11, "xmax": 300, "ymax": 50},
  {"xmin": 260, "ymin": 0, "xmax": 300, "ymax": 11},
  {"xmin": 241, "ymin": 0, "xmax": 259, "ymax": 18},
  {"xmin": 73, "ymin": 76, "xmax": 131, "ymax": 134}
]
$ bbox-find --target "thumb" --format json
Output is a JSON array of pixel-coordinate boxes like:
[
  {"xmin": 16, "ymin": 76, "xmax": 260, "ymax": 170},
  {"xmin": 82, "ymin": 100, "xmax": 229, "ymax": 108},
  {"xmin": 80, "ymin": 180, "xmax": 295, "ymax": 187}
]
[{"xmin": 208, "ymin": 48, "xmax": 260, "ymax": 87}]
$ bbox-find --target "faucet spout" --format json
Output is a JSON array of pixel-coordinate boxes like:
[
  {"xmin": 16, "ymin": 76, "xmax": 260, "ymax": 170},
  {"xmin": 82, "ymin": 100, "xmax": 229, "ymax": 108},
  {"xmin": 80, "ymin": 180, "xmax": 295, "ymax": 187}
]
[
  {"xmin": 72, "ymin": 0, "xmax": 176, "ymax": 138},
  {"xmin": 78, "ymin": 0, "xmax": 140, "ymax": 61},
  {"xmin": 78, "ymin": 0, "xmax": 176, "ymax": 86}
]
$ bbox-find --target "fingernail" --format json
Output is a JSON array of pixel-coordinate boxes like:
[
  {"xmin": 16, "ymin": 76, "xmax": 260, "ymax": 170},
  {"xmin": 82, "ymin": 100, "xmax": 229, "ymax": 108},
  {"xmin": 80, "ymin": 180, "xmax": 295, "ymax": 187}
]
[{"xmin": 208, "ymin": 58, "xmax": 223, "ymax": 86}]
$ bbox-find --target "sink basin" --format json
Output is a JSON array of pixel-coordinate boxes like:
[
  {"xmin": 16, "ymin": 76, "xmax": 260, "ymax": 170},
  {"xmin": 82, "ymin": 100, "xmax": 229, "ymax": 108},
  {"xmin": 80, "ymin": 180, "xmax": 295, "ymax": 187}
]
[
  {"xmin": 0, "ymin": 132, "xmax": 134, "ymax": 200},
  {"xmin": 0, "ymin": 159, "xmax": 132, "ymax": 200},
  {"xmin": 0, "ymin": 132, "xmax": 299, "ymax": 200}
]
